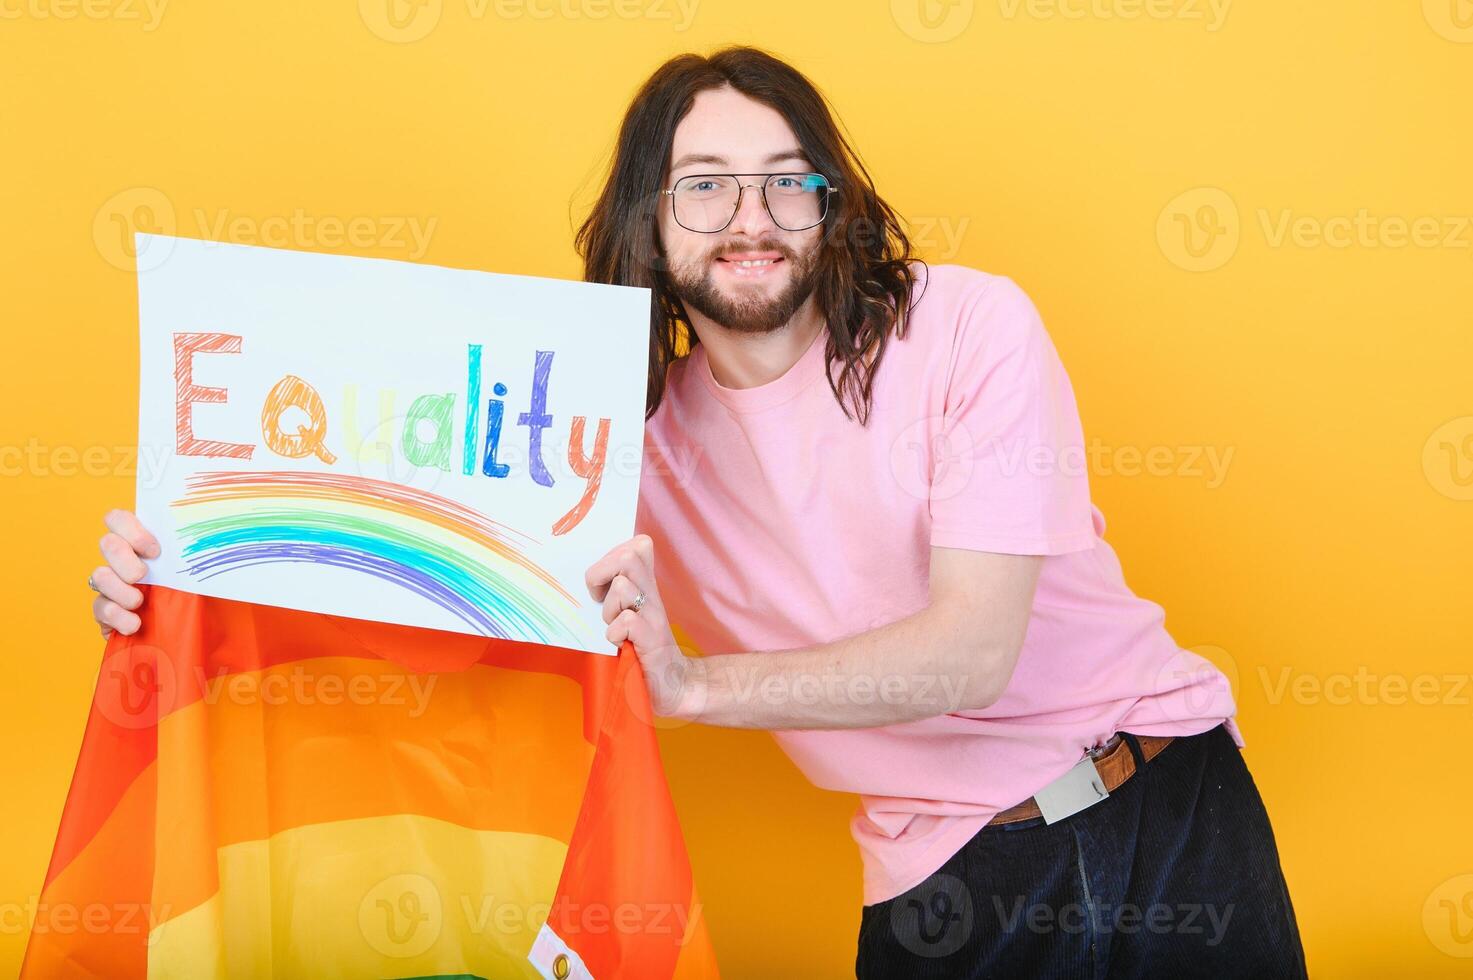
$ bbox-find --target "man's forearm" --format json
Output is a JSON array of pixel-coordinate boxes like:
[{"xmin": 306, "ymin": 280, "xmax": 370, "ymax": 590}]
[{"xmin": 670, "ymin": 602, "xmax": 1013, "ymax": 730}]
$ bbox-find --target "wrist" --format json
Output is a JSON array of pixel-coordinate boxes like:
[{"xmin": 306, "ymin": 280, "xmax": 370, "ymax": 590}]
[{"xmin": 668, "ymin": 654, "xmax": 710, "ymax": 722}]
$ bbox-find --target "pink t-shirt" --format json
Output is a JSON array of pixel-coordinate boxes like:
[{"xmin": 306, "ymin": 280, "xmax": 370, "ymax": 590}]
[{"xmin": 635, "ymin": 262, "xmax": 1242, "ymax": 905}]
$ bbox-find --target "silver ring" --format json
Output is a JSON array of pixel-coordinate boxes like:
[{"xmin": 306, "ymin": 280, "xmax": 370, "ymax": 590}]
[
  {"xmin": 628, "ymin": 590, "xmax": 647, "ymax": 614},
  {"xmin": 87, "ymin": 574, "xmax": 99, "ymax": 593}
]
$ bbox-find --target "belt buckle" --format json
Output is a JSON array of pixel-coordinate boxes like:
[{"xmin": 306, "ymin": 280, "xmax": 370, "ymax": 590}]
[{"xmin": 1034, "ymin": 740, "xmax": 1115, "ymax": 825}]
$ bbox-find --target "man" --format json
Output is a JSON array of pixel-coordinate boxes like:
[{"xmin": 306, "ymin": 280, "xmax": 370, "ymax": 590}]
[{"xmin": 91, "ymin": 46, "xmax": 1306, "ymax": 978}]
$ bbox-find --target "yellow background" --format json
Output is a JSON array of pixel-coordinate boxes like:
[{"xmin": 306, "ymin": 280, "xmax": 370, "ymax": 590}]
[{"xmin": 3, "ymin": 1, "xmax": 1471, "ymax": 976}]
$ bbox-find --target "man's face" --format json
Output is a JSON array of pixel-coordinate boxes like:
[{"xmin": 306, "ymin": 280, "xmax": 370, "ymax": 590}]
[{"xmin": 656, "ymin": 85, "xmax": 825, "ymax": 336}]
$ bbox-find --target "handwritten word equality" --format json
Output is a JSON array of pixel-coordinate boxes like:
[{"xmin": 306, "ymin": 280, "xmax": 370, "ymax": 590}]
[{"xmin": 171, "ymin": 333, "xmax": 613, "ymax": 535}]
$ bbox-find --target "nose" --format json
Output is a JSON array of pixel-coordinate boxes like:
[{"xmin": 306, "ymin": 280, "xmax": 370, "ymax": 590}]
[{"xmin": 726, "ymin": 179, "xmax": 780, "ymax": 238}]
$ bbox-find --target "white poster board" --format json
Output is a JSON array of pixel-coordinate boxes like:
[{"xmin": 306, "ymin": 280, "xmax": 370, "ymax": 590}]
[{"xmin": 134, "ymin": 234, "xmax": 650, "ymax": 655}]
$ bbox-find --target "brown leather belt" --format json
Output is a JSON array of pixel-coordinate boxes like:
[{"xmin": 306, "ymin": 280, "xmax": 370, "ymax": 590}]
[{"xmin": 992, "ymin": 733, "xmax": 1176, "ymax": 826}]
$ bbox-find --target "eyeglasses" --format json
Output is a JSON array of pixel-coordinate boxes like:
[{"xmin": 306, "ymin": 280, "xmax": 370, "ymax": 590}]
[{"xmin": 660, "ymin": 172, "xmax": 836, "ymax": 233}]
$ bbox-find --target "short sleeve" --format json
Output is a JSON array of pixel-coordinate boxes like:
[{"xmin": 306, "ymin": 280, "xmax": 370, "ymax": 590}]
[{"xmin": 927, "ymin": 277, "xmax": 1096, "ymax": 555}]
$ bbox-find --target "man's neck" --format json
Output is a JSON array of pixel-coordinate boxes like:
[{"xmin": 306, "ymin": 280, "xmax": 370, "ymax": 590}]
[{"xmin": 691, "ymin": 300, "xmax": 824, "ymax": 390}]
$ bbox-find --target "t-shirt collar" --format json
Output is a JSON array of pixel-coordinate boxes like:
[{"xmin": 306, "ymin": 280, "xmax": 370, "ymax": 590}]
[{"xmin": 693, "ymin": 325, "xmax": 828, "ymax": 413}]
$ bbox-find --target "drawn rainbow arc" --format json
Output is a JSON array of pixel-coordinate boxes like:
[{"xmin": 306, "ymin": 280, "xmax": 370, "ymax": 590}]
[{"xmin": 170, "ymin": 471, "xmax": 583, "ymax": 644}]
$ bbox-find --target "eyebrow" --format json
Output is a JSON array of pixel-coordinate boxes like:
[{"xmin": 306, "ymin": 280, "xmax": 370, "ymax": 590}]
[{"xmin": 669, "ymin": 149, "xmax": 810, "ymax": 172}]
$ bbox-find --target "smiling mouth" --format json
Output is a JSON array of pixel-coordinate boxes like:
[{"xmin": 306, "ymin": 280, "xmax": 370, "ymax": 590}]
[{"xmin": 714, "ymin": 254, "xmax": 786, "ymax": 279}]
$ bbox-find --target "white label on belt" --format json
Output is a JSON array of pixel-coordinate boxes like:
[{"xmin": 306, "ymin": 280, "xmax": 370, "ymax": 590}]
[{"xmin": 1034, "ymin": 755, "xmax": 1110, "ymax": 825}]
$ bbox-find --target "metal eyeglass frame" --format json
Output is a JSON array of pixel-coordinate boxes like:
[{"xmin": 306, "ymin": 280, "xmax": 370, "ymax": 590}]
[{"xmin": 660, "ymin": 172, "xmax": 837, "ymax": 233}]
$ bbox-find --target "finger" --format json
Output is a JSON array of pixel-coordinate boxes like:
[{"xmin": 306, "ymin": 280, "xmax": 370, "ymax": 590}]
[
  {"xmin": 600, "ymin": 573, "xmax": 643, "ymax": 626},
  {"xmin": 90, "ymin": 565, "xmax": 144, "ymax": 611},
  {"xmin": 584, "ymin": 540, "xmax": 652, "ymax": 603},
  {"xmin": 605, "ymin": 608, "xmax": 644, "ymax": 648},
  {"xmin": 93, "ymin": 594, "xmax": 141, "ymax": 636},
  {"xmin": 606, "ymin": 602, "xmax": 671, "ymax": 650},
  {"xmin": 104, "ymin": 509, "xmax": 161, "ymax": 559},
  {"xmin": 99, "ymin": 532, "xmax": 149, "ymax": 585},
  {"xmin": 630, "ymin": 534, "xmax": 655, "ymax": 574},
  {"xmin": 584, "ymin": 542, "xmax": 631, "ymax": 601}
]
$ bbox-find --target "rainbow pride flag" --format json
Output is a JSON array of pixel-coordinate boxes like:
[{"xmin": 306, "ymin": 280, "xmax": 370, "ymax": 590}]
[{"xmin": 23, "ymin": 586, "xmax": 719, "ymax": 979}]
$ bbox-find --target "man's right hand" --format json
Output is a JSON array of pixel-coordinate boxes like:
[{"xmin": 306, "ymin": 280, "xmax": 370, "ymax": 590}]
[{"xmin": 90, "ymin": 510, "xmax": 161, "ymax": 638}]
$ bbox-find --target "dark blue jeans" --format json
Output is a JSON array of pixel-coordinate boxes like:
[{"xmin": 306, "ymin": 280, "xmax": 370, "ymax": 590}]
[{"xmin": 855, "ymin": 725, "xmax": 1307, "ymax": 979}]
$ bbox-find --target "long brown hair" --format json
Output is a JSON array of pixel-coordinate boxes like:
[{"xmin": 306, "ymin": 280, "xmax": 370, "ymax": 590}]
[{"xmin": 574, "ymin": 46, "xmax": 923, "ymax": 425}]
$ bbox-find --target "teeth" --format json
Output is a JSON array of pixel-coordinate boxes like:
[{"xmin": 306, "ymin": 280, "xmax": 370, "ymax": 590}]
[{"xmin": 731, "ymin": 259, "xmax": 774, "ymax": 267}]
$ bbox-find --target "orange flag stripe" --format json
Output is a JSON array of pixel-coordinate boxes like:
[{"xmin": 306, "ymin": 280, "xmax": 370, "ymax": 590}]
[
  {"xmin": 45, "ymin": 586, "xmax": 621, "ymax": 890},
  {"xmin": 148, "ymin": 655, "xmax": 599, "ymax": 931}
]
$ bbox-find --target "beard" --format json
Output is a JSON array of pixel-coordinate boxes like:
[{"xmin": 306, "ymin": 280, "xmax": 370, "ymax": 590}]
[{"xmin": 665, "ymin": 237, "xmax": 821, "ymax": 336}]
